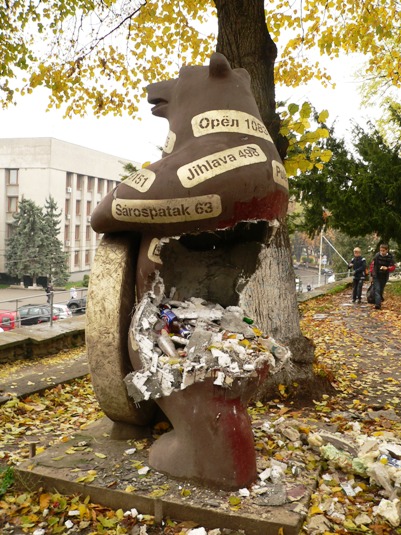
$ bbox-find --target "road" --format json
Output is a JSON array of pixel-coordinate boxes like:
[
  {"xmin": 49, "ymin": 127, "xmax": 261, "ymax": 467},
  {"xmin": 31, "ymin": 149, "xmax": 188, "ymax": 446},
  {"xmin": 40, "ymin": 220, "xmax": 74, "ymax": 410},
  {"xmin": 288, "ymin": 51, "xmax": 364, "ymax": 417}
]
[
  {"xmin": 0, "ymin": 287, "xmax": 86, "ymax": 312},
  {"xmin": 294, "ymin": 266, "xmax": 335, "ymax": 292},
  {"xmin": 0, "ymin": 269, "xmax": 330, "ymax": 311}
]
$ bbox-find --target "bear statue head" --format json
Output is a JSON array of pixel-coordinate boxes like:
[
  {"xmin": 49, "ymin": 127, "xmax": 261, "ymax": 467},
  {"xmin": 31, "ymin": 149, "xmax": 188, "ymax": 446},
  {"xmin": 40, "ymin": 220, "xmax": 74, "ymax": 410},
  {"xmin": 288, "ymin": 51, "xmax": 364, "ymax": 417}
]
[{"xmin": 91, "ymin": 53, "xmax": 288, "ymax": 237}]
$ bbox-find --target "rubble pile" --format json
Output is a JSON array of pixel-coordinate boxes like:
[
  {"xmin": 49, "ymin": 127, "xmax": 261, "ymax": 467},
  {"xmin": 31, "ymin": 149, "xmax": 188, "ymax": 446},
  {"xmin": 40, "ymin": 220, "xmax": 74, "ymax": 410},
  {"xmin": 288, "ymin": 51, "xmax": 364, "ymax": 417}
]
[
  {"xmin": 124, "ymin": 295, "xmax": 291, "ymax": 403},
  {"xmin": 305, "ymin": 423, "xmax": 401, "ymax": 529},
  {"xmin": 243, "ymin": 410, "xmax": 401, "ymax": 530}
]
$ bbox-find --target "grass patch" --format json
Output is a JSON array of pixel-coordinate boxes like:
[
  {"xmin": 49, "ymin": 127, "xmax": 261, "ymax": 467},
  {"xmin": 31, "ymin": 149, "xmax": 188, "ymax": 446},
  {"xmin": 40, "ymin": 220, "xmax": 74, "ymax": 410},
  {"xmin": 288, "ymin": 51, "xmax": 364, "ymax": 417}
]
[
  {"xmin": 65, "ymin": 281, "xmax": 86, "ymax": 289},
  {"xmin": 386, "ymin": 280, "xmax": 401, "ymax": 296},
  {"xmin": 325, "ymin": 282, "xmax": 349, "ymax": 295},
  {"xmin": 0, "ymin": 466, "xmax": 14, "ymax": 496}
]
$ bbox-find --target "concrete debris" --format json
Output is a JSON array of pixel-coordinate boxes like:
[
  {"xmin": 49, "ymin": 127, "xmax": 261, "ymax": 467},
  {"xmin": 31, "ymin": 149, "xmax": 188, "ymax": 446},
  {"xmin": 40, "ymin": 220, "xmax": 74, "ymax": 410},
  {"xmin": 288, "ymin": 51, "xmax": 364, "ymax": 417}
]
[
  {"xmin": 130, "ymin": 525, "xmax": 148, "ymax": 535},
  {"xmin": 374, "ymin": 498, "xmax": 401, "ymax": 527},
  {"xmin": 124, "ymin": 293, "xmax": 291, "ymax": 403},
  {"xmin": 276, "ymin": 424, "xmax": 301, "ymax": 442},
  {"xmin": 354, "ymin": 513, "xmax": 372, "ymax": 525},
  {"xmin": 365, "ymin": 409, "xmax": 401, "ymax": 422},
  {"xmin": 188, "ymin": 528, "xmax": 208, "ymax": 535},
  {"xmin": 253, "ymin": 483, "xmax": 287, "ymax": 506},
  {"xmin": 138, "ymin": 466, "xmax": 150, "ymax": 475},
  {"xmin": 312, "ymin": 314, "xmax": 328, "ymax": 320},
  {"xmin": 305, "ymin": 514, "xmax": 332, "ymax": 534},
  {"xmin": 310, "ymin": 429, "xmax": 401, "ymax": 500},
  {"xmin": 124, "ymin": 508, "xmax": 139, "ymax": 518},
  {"xmin": 310, "ymin": 431, "xmax": 359, "ymax": 456}
]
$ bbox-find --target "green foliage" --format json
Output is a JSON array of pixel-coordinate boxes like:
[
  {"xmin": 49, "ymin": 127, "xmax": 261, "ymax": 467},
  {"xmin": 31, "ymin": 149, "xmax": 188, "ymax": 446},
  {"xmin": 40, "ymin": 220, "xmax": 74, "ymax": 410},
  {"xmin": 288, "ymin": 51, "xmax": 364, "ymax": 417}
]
[
  {"xmin": 42, "ymin": 196, "xmax": 69, "ymax": 285},
  {"xmin": 120, "ymin": 161, "xmax": 139, "ymax": 182},
  {"xmin": 0, "ymin": 466, "xmax": 14, "ymax": 497},
  {"xmin": 65, "ymin": 280, "xmax": 85, "ymax": 289},
  {"xmin": 2, "ymin": 1, "xmax": 401, "ymax": 115},
  {"xmin": 82, "ymin": 274, "xmax": 90, "ymax": 287},
  {"xmin": 5, "ymin": 199, "xmax": 48, "ymax": 284},
  {"xmin": 325, "ymin": 282, "xmax": 349, "ymax": 295},
  {"xmin": 292, "ymin": 122, "xmax": 401, "ymax": 251},
  {"xmin": 5, "ymin": 197, "xmax": 69, "ymax": 285},
  {"xmin": 301, "ymin": 256, "xmax": 314, "ymax": 264},
  {"xmin": 386, "ymin": 280, "xmax": 401, "ymax": 296},
  {"xmin": 326, "ymin": 231, "xmax": 377, "ymax": 276}
]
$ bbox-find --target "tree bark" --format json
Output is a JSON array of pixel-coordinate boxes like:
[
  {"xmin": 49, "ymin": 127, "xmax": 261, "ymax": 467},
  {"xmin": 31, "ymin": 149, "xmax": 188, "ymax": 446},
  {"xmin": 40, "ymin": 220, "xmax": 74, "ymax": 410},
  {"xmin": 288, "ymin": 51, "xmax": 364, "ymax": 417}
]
[
  {"xmin": 214, "ymin": 0, "xmax": 280, "ymax": 142},
  {"xmin": 213, "ymin": 0, "xmax": 316, "ymax": 398}
]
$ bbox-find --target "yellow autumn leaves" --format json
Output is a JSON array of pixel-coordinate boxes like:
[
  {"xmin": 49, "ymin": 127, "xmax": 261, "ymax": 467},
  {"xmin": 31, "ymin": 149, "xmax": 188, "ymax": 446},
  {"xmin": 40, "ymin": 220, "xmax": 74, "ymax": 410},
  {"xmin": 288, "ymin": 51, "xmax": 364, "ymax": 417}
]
[{"xmin": 280, "ymin": 102, "xmax": 333, "ymax": 176}]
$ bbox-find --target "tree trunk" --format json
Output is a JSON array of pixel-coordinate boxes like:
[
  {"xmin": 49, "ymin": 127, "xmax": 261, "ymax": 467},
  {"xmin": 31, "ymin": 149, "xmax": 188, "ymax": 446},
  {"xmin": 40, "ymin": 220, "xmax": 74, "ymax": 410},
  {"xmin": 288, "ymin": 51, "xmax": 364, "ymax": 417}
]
[
  {"xmin": 214, "ymin": 0, "xmax": 280, "ymax": 143},
  {"xmin": 213, "ymin": 0, "xmax": 316, "ymax": 398}
]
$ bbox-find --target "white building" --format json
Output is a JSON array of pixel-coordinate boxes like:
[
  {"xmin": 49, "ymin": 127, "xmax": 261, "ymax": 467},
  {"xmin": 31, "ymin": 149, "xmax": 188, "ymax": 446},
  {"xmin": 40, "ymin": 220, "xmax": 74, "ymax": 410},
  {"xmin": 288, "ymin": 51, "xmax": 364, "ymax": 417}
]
[{"xmin": 0, "ymin": 137, "xmax": 138, "ymax": 281}]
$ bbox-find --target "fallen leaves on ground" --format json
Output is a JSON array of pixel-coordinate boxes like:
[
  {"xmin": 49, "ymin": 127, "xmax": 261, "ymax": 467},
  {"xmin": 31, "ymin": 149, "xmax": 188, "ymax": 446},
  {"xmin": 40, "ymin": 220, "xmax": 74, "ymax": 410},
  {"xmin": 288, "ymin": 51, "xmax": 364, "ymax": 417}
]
[{"xmin": 1, "ymin": 284, "xmax": 401, "ymax": 534}]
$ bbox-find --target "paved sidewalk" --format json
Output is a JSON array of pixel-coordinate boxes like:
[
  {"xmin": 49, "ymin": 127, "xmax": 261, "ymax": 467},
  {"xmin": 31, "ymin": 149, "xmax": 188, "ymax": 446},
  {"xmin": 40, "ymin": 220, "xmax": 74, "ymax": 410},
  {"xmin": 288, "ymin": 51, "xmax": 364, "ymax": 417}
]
[{"xmin": 0, "ymin": 350, "xmax": 89, "ymax": 404}]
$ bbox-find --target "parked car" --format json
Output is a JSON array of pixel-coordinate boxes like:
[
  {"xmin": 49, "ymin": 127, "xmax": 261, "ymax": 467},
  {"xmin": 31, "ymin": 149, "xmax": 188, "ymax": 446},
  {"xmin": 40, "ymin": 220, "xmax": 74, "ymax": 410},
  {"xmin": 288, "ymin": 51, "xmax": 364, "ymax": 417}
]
[
  {"xmin": 18, "ymin": 305, "xmax": 58, "ymax": 326},
  {"xmin": 0, "ymin": 310, "xmax": 20, "ymax": 331},
  {"xmin": 67, "ymin": 297, "xmax": 87, "ymax": 314},
  {"xmin": 52, "ymin": 304, "xmax": 72, "ymax": 320}
]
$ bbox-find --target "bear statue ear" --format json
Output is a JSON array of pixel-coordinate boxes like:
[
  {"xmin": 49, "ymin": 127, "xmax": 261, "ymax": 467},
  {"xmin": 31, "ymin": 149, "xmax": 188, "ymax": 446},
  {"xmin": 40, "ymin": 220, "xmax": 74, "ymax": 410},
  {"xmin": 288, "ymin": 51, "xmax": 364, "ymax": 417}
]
[{"xmin": 209, "ymin": 52, "xmax": 232, "ymax": 78}]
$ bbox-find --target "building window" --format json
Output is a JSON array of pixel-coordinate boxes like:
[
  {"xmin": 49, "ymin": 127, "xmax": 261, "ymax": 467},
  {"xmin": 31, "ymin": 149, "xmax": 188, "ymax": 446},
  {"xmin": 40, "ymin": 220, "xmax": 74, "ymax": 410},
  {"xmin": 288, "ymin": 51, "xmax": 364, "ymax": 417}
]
[
  {"xmin": 76, "ymin": 200, "xmax": 81, "ymax": 215},
  {"xmin": 6, "ymin": 169, "xmax": 18, "ymax": 185},
  {"xmin": 66, "ymin": 172, "xmax": 73, "ymax": 188},
  {"xmin": 75, "ymin": 225, "xmax": 80, "ymax": 241},
  {"xmin": 86, "ymin": 225, "xmax": 91, "ymax": 240},
  {"xmin": 77, "ymin": 175, "xmax": 83, "ymax": 190},
  {"xmin": 107, "ymin": 181, "xmax": 113, "ymax": 193},
  {"xmin": 74, "ymin": 251, "xmax": 80, "ymax": 267},
  {"xmin": 97, "ymin": 178, "xmax": 103, "ymax": 194},
  {"xmin": 85, "ymin": 250, "xmax": 90, "ymax": 265},
  {"xmin": 7, "ymin": 197, "xmax": 18, "ymax": 213},
  {"xmin": 88, "ymin": 177, "xmax": 94, "ymax": 191},
  {"xmin": 64, "ymin": 226, "xmax": 69, "ymax": 239},
  {"xmin": 6, "ymin": 224, "xmax": 14, "ymax": 239},
  {"xmin": 86, "ymin": 201, "xmax": 92, "ymax": 215}
]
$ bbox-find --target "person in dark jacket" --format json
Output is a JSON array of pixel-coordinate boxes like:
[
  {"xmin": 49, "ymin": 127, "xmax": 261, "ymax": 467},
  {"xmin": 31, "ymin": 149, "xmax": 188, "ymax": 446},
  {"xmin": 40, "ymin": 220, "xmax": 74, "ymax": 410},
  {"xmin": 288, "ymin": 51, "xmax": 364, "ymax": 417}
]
[
  {"xmin": 348, "ymin": 247, "xmax": 367, "ymax": 303},
  {"xmin": 46, "ymin": 283, "xmax": 53, "ymax": 304},
  {"xmin": 370, "ymin": 244, "xmax": 395, "ymax": 310}
]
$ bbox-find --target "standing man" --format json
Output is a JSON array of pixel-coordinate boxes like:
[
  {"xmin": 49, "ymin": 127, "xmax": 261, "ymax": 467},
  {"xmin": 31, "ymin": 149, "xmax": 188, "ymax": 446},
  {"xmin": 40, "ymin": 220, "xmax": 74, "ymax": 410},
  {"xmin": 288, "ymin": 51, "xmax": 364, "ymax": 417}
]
[
  {"xmin": 370, "ymin": 244, "xmax": 395, "ymax": 310},
  {"xmin": 348, "ymin": 247, "xmax": 367, "ymax": 304}
]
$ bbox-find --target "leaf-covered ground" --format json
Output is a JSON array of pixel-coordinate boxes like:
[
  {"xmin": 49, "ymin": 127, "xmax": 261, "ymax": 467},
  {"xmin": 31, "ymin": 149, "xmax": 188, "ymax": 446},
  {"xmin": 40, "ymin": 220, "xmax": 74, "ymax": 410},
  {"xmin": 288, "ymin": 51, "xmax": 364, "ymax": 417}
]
[{"xmin": 1, "ymin": 282, "xmax": 401, "ymax": 534}]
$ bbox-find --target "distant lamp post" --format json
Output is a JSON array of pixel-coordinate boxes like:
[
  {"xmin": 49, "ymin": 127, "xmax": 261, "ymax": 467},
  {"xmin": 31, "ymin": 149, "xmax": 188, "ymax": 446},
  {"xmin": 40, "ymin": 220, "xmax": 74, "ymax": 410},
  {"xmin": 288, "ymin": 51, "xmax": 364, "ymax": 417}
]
[{"xmin": 318, "ymin": 209, "xmax": 331, "ymax": 287}]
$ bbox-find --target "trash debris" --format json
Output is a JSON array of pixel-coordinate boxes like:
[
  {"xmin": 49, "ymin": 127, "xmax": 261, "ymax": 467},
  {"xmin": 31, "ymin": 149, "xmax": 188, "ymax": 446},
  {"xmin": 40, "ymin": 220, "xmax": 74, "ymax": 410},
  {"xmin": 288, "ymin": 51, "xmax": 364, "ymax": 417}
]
[
  {"xmin": 374, "ymin": 498, "xmax": 401, "ymax": 527},
  {"xmin": 187, "ymin": 528, "xmax": 208, "ymax": 535},
  {"xmin": 124, "ymin": 292, "xmax": 291, "ymax": 403},
  {"xmin": 309, "ymin": 428, "xmax": 401, "ymax": 499},
  {"xmin": 138, "ymin": 466, "xmax": 150, "ymax": 476},
  {"xmin": 124, "ymin": 508, "xmax": 139, "ymax": 518}
]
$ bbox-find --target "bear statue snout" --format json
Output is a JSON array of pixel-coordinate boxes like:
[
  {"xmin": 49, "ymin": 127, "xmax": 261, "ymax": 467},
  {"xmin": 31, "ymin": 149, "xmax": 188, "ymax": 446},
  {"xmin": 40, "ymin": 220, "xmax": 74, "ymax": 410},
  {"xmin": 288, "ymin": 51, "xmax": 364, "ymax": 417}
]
[{"xmin": 147, "ymin": 78, "xmax": 177, "ymax": 118}]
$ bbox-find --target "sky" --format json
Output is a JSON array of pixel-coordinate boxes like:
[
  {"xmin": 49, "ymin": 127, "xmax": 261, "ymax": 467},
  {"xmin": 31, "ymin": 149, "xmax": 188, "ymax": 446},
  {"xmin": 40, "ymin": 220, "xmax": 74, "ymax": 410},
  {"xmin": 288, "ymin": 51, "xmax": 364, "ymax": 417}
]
[{"xmin": 0, "ymin": 52, "xmax": 379, "ymax": 166}]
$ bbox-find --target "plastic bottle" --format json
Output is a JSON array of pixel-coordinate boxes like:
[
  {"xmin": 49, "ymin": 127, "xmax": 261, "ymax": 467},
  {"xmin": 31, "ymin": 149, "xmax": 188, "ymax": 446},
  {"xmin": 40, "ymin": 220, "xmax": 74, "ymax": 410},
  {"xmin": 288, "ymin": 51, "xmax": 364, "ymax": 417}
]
[
  {"xmin": 258, "ymin": 337, "xmax": 287, "ymax": 359},
  {"xmin": 157, "ymin": 330, "xmax": 179, "ymax": 358}
]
